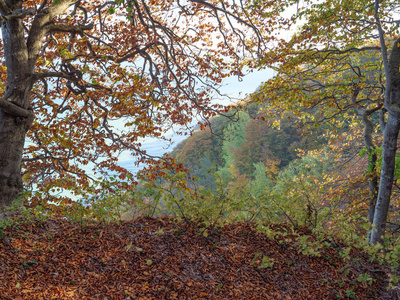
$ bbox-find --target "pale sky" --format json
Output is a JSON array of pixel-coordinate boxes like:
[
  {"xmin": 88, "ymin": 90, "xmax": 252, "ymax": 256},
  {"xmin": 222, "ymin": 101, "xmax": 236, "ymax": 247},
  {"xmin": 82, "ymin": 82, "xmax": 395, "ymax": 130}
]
[
  {"xmin": 117, "ymin": 67, "xmax": 273, "ymax": 173},
  {"xmin": 219, "ymin": 68, "xmax": 274, "ymax": 100}
]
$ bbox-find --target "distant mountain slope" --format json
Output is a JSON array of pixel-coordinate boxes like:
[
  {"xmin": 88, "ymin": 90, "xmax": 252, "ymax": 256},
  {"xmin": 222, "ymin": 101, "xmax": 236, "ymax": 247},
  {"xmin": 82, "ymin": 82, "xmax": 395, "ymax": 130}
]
[{"xmin": 171, "ymin": 103, "xmax": 330, "ymax": 182}]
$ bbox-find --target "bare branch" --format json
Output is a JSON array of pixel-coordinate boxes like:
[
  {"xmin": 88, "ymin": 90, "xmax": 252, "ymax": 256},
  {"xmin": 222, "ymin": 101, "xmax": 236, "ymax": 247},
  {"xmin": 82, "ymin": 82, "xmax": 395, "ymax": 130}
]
[
  {"xmin": 0, "ymin": 8, "xmax": 34, "ymax": 22},
  {"xmin": 37, "ymin": 0, "xmax": 49, "ymax": 13},
  {"xmin": 34, "ymin": 71, "xmax": 81, "ymax": 80},
  {"xmin": 44, "ymin": 23, "xmax": 94, "ymax": 33}
]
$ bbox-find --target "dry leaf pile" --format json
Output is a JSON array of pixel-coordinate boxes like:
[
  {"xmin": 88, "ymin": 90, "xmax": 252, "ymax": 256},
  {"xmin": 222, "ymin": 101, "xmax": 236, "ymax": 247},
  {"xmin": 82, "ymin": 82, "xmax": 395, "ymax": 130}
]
[{"xmin": 0, "ymin": 216, "xmax": 391, "ymax": 299}]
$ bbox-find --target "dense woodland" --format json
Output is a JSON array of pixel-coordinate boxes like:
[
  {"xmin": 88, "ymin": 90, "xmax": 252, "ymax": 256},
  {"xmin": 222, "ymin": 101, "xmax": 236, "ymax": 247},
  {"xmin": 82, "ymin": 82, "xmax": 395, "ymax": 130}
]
[
  {"xmin": 137, "ymin": 99, "xmax": 398, "ymax": 241},
  {"xmin": 2, "ymin": 0, "xmax": 400, "ymax": 298}
]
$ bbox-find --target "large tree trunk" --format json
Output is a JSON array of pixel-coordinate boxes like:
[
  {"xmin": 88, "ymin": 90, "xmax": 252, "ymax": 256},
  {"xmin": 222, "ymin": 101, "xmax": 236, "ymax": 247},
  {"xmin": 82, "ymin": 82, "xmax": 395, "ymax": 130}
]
[
  {"xmin": 0, "ymin": 0, "xmax": 85, "ymax": 209},
  {"xmin": 370, "ymin": 113, "xmax": 400, "ymax": 243},
  {"xmin": 0, "ymin": 111, "xmax": 32, "ymax": 207},
  {"xmin": 0, "ymin": 8, "xmax": 35, "ymax": 208}
]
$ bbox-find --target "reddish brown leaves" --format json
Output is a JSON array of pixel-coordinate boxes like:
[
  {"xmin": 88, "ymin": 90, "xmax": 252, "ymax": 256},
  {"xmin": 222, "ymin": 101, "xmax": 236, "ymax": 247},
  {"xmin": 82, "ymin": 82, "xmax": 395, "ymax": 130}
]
[
  {"xmin": 16, "ymin": 0, "xmax": 277, "ymax": 205},
  {"xmin": 0, "ymin": 216, "xmax": 388, "ymax": 299}
]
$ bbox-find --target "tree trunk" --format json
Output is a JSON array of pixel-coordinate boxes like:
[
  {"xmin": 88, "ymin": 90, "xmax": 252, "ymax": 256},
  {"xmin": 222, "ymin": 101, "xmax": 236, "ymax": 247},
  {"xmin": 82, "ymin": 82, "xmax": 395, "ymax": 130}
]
[
  {"xmin": 370, "ymin": 0, "xmax": 400, "ymax": 242},
  {"xmin": 352, "ymin": 85, "xmax": 380, "ymax": 228},
  {"xmin": 0, "ymin": 9, "xmax": 35, "ymax": 208},
  {"xmin": 370, "ymin": 112, "xmax": 400, "ymax": 244},
  {"xmin": 361, "ymin": 113, "xmax": 378, "ymax": 224},
  {"xmin": 0, "ymin": 0, "xmax": 81, "ymax": 209},
  {"xmin": 0, "ymin": 111, "xmax": 32, "ymax": 207}
]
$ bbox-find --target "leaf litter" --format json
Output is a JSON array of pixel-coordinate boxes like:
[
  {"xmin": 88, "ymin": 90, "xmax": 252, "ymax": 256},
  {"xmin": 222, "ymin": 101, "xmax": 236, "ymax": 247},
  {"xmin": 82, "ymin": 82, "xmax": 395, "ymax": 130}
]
[{"xmin": 0, "ymin": 215, "xmax": 395, "ymax": 299}]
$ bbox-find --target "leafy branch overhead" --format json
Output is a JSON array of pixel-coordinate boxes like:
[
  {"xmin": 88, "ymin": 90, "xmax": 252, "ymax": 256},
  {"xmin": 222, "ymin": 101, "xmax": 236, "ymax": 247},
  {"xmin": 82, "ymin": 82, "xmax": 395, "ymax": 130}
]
[
  {"xmin": 1, "ymin": 0, "xmax": 400, "ymax": 248},
  {"xmin": 0, "ymin": 0, "xmax": 281, "ymax": 207},
  {"xmin": 252, "ymin": 0, "xmax": 400, "ymax": 243}
]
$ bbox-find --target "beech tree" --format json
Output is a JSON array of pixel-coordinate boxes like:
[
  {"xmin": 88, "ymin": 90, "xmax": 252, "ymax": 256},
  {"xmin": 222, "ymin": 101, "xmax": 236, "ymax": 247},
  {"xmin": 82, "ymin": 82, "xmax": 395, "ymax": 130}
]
[
  {"xmin": 0, "ymin": 0, "xmax": 282, "ymax": 208},
  {"xmin": 253, "ymin": 0, "xmax": 400, "ymax": 243},
  {"xmin": 255, "ymin": 48, "xmax": 383, "ymax": 227}
]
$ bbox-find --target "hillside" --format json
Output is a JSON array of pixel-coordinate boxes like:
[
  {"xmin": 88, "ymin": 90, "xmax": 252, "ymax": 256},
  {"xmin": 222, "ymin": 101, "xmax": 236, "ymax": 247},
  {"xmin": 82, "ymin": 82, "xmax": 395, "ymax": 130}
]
[
  {"xmin": 170, "ymin": 107, "xmax": 325, "ymax": 174},
  {"xmin": 168, "ymin": 103, "xmax": 341, "ymax": 198},
  {"xmin": 0, "ymin": 214, "xmax": 396, "ymax": 299}
]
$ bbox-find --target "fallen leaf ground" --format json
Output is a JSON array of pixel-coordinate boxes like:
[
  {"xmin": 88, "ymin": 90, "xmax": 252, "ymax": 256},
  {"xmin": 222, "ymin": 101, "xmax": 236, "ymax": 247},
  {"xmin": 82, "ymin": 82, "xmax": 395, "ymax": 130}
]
[{"xmin": 0, "ymin": 215, "xmax": 396, "ymax": 299}]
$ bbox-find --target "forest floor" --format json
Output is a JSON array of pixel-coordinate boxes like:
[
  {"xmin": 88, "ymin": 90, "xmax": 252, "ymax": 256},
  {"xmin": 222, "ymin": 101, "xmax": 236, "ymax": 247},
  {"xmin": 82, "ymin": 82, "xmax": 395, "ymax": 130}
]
[{"xmin": 0, "ymin": 214, "xmax": 398, "ymax": 299}]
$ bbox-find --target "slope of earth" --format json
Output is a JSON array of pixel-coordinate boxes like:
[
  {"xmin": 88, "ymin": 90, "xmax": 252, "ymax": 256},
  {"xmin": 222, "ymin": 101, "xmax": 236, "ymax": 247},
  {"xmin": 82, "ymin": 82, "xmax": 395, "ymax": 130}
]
[{"xmin": 0, "ymin": 215, "xmax": 393, "ymax": 299}]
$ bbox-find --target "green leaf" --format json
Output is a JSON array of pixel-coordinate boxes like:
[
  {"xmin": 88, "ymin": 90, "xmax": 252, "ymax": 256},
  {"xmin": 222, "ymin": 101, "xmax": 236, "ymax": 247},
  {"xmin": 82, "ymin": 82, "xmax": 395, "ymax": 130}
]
[
  {"xmin": 126, "ymin": 242, "xmax": 132, "ymax": 252},
  {"xmin": 251, "ymin": 252, "xmax": 262, "ymax": 264},
  {"xmin": 107, "ymin": 6, "xmax": 115, "ymax": 14},
  {"xmin": 258, "ymin": 256, "xmax": 275, "ymax": 269}
]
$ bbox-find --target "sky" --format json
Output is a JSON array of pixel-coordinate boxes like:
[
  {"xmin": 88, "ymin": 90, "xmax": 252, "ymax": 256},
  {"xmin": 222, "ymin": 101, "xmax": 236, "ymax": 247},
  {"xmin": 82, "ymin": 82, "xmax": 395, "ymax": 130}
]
[
  {"xmin": 219, "ymin": 68, "xmax": 274, "ymax": 100},
  {"xmin": 117, "ymin": 68, "xmax": 273, "ymax": 174}
]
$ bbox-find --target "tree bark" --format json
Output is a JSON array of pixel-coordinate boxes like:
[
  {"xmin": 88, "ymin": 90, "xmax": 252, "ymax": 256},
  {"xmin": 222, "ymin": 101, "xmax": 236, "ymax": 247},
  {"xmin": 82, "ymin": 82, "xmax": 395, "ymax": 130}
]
[
  {"xmin": 362, "ymin": 113, "xmax": 379, "ymax": 225},
  {"xmin": 0, "ymin": 7, "xmax": 34, "ymax": 207},
  {"xmin": 0, "ymin": 0, "xmax": 77, "ymax": 207},
  {"xmin": 0, "ymin": 111, "xmax": 32, "ymax": 206},
  {"xmin": 352, "ymin": 83, "xmax": 380, "ymax": 227}
]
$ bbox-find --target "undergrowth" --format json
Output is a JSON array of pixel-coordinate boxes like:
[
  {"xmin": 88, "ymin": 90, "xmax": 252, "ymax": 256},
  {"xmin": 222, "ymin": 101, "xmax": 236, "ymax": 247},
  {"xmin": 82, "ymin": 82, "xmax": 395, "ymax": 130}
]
[{"xmin": 1, "ymin": 173, "xmax": 400, "ymax": 297}]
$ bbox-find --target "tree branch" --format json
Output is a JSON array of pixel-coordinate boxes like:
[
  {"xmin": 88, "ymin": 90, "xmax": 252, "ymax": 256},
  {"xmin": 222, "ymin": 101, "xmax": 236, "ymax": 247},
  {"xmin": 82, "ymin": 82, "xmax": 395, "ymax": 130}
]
[
  {"xmin": 44, "ymin": 23, "xmax": 94, "ymax": 33},
  {"xmin": 34, "ymin": 71, "xmax": 78, "ymax": 80},
  {"xmin": 380, "ymin": 108, "xmax": 387, "ymax": 131},
  {"xmin": 0, "ymin": 99, "xmax": 32, "ymax": 118},
  {"xmin": 0, "ymin": 8, "xmax": 35, "ymax": 26},
  {"xmin": 0, "ymin": 0, "xmax": 11, "ymax": 15},
  {"xmin": 27, "ymin": 0, "xmax": 80, "ymax": 67}
]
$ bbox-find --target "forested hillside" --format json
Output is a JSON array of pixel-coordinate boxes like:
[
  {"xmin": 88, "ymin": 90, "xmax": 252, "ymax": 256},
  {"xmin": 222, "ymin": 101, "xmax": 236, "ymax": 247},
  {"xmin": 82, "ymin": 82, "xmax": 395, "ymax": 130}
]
[
  {"xmin": 133, "ymin": 96, "xmax": 397, "ymax": 240},
  {"xmin": 171, "ymin": 102, "xmax": 330, "ymax": 195},
  {"xmin": 3, "ymin": 0, "xmax": 400, "ymax": 298}
]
